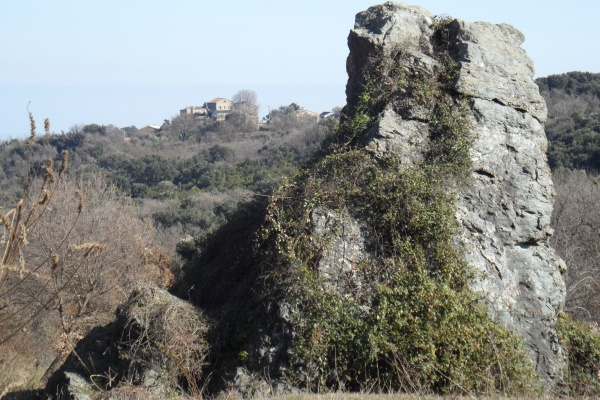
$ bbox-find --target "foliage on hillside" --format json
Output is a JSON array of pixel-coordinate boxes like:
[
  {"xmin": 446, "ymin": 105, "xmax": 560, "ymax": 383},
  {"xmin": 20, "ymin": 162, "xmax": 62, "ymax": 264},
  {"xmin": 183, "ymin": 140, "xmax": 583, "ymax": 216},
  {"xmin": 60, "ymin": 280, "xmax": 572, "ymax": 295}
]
[
  {"xmin": 536, "ymin": 73, "xmax": 600, "ymax": 395},
  {"xmin": 557, "ymin": 313, "xmax": 600, "ymax": 396},
  {"xmin": 536, "ymin": 72, "xmax": 600, "ymax": 171},
  {"xmin": 0, "ymin": 112, "xmax": 334, "ymax": 237},
  {"xmin": 4, "ymin": 71, "xmax": 600, "ymax": 397},
  {"xmin": 0, "ymin": 140, "xmax": 172, "ymax": 390},
  {"xmin": 261, "ymin": 152, "xmax": 534, "ymax": 394},
  {"xmin": 551, "ymin": 168, "xmax": 600, "ymax": 322},
  {"xmin": 550, "ymin": 169, "xmax": 600, "ymax": 396},
  {"xmin": 537, "ymin": 71, "xmax": 600, "ymax": 97}
]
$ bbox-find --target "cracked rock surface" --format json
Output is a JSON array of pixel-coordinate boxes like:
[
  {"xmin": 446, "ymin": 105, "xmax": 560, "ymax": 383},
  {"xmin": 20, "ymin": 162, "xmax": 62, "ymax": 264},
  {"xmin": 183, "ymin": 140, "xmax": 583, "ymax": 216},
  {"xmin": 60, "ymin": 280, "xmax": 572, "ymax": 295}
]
[{"xmin": 344, "ymin": 1, "xmax": 565, "ymax": 383}]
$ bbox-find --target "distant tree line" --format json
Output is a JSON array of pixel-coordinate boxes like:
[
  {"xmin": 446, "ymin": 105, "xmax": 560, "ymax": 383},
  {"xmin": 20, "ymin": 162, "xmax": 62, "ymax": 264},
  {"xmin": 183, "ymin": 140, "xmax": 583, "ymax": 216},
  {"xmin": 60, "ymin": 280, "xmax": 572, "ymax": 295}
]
[
  {"xmin": 537, "ymin": 71, "xmax": 600, "ymax": 172},
  {"xmin": 0, "ymin": 102, "xmax": 338, "ymax": 235}
]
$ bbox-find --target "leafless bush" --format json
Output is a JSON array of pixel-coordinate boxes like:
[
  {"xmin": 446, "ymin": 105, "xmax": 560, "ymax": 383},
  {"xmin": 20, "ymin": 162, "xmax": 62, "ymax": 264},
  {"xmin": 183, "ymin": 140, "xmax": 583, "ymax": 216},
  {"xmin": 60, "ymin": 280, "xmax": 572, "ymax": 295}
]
[
  {"xmin": 269, "ymin": 109, "xmax": 299, "ymax": 132},
  {"xmin": 1, "ymin": 143, "xmax": 173, "ymax": 389},
  {"xmin": 545, "ymin": 91, "xmax": 600, "ymax": 119},
  {"xmin": 20, "ymin": 174, "xmax": 174, "ymax": 327},
  {"xmin": 225, "ymin": 110, "xmax": 258, "ymax": 133},
  {"xmin": 170, "ymin": 114, "xmax": 202, "ymax": 141},
  {"xmin": 551, "ymin": 168, "xmax": 600, "ymax": 322}
]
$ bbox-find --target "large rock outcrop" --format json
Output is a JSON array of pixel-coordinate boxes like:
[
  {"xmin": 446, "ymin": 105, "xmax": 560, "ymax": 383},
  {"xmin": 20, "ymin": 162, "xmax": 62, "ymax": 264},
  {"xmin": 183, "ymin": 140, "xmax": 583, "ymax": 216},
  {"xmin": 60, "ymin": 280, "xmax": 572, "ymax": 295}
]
[
  {"xmin": 181, "ymin": 1, "xmax": 567, "ymax": 392},
  {"xmin": 346, "ymin": 2, "xmax": 565, "ymax": 381}
]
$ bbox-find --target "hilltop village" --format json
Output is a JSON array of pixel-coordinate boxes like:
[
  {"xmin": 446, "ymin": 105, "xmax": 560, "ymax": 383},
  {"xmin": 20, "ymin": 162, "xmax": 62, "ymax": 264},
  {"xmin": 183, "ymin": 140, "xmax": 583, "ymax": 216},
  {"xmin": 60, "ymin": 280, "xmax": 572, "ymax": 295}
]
[{"xmin": 134, "ymin": 94, "xmax": 338, "ymax": 138}]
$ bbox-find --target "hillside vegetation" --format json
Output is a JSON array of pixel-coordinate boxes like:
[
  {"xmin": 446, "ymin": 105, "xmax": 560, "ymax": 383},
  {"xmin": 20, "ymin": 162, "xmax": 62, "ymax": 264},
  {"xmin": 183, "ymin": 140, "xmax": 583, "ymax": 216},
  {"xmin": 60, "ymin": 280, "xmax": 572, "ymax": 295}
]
[
  {"xmin": 536, "ymin": 72, "xmax": 600, "ymax": 330},
  {"xmin": 536, "ymin": 72, "xmax": 600, "ymax": 172},
  {"xmin": 0, "ymin": 106, "xmax": 333, "ymax": 237}
]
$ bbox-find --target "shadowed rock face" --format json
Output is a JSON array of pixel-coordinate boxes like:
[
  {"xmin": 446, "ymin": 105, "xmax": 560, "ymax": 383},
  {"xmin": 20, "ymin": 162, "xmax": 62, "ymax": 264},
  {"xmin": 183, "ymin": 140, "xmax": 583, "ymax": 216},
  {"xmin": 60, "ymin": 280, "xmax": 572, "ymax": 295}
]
[{"xmin": 346, "ymin": 1, "xmax": 565, "ymax": 382}]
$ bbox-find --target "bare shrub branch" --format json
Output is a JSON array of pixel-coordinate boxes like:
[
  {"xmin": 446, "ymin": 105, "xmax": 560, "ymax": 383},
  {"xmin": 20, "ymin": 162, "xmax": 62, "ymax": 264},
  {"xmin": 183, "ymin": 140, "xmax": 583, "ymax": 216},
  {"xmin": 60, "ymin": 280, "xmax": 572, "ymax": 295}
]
[{"xmin": 551, "ymin": 168, "xmax": 600, "ymax": 322}]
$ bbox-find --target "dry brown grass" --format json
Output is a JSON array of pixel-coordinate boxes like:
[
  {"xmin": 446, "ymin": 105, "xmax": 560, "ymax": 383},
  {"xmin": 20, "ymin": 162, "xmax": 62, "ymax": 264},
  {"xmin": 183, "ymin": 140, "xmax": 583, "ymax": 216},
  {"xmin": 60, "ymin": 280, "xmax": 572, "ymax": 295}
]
[
  {"xmin": 98, "ymin": 385, "xmax": 159, "ymax": 400},
  {"xmin": 239, "ymin": 394, "xmax": 548, "ymax": 400},
  {"xmin": 119, "ymin": 284, "xmax": 210, "ymax": 396}
]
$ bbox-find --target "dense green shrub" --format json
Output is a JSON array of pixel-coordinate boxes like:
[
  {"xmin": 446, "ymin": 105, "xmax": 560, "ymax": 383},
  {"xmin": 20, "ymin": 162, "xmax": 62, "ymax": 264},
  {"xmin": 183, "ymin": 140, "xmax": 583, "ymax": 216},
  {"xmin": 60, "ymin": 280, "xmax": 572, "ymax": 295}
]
[
  {"xmin": 153, "ymin": 199, "xmax": 219, "ymax": 232},
  {"xmin": 557, "ymin": 313, "xmax": 600, "ymax": 396},
  {"xmin": 536, "ymin": 72, "xmax": 600, "ymax": 172},
  {"xmin": 82, "ymin": 123, "xmax": 108, "ymax": 136},
  {"xmin": 546, "ymin": 113, "xmax": 600, "ymax": 171},
  {"xmin": 261, "ymin": 152, "xmax": 534, "ymax": 394},
  {"xmin": 537, "ymin": 71, "xmax": 600, "ymax": 98},
  {"xmin": 38, "ymin": 131, "xmax": 86, "ymax": 153}
]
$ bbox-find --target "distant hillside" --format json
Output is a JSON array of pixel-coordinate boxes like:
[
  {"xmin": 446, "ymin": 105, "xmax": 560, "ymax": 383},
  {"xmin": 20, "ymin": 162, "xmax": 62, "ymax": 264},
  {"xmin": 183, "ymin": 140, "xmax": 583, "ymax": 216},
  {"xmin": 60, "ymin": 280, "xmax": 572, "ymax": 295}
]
[
  {"xmin": 5, "ymin": 64, "xmax": 600, "ymax": 397},
  {"xmin": 537, "ymin": 71, "xmax": 600, "ymax": 97},
  {"xmin": 0, "ymin": 107, "xmax": 336, "ymax": 236},
  {"xmin": 536, "ymin": 71, "xmax": 600, "ymax": 171}
]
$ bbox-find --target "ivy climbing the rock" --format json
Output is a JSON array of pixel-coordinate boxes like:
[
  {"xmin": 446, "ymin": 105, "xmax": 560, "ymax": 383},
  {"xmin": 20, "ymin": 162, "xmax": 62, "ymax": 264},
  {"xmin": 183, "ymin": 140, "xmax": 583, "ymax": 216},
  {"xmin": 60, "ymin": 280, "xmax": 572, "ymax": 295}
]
[{"xmin": 257, "ymin": 15, "xmax": 537, "ymax": 395}]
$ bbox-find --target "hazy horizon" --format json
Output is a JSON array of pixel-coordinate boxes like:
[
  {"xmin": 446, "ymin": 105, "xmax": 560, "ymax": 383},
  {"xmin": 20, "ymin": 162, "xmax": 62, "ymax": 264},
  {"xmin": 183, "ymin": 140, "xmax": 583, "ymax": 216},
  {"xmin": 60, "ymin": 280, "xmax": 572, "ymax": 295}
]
[
  {"xmin": 2, "ymin": 0, "xmax": 599, "ymax": 139},
  {"xmin": 0, "ymin": 83, "xmax": 346, "ymax": 139}
]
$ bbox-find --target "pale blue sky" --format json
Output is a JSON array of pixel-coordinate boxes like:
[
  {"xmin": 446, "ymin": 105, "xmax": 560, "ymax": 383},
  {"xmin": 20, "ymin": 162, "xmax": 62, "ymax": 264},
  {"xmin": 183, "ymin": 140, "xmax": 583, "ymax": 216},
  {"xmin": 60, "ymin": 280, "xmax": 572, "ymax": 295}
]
[{"xmin": 1, "ymin": 1, "xmax": 598, "ymax": 139}]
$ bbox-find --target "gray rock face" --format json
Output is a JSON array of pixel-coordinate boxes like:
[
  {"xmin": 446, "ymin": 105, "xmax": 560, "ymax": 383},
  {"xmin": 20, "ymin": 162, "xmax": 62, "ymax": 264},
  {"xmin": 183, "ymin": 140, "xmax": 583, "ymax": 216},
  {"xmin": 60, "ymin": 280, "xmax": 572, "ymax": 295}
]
[
  {"xmin": 459, "ymin": 97, "xmax": 566, "ymax": 381},
  {"xmin": 46, "ymin": 3, "xmax": 567, "ymax": 395},
  {"xmin": 345, "ymin": 1, "xmax": 566, "ymax": 383},
  {"xmin": 452, "ymin": 21, "xmax": 548, "ymax": 122},
  {"xmin": 61, "ymin": 372, "xmax": 93, "ymax": 400},
  {"xmin": 311, "ymin": 208, "xmax": 369, "ymax": 295}
]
